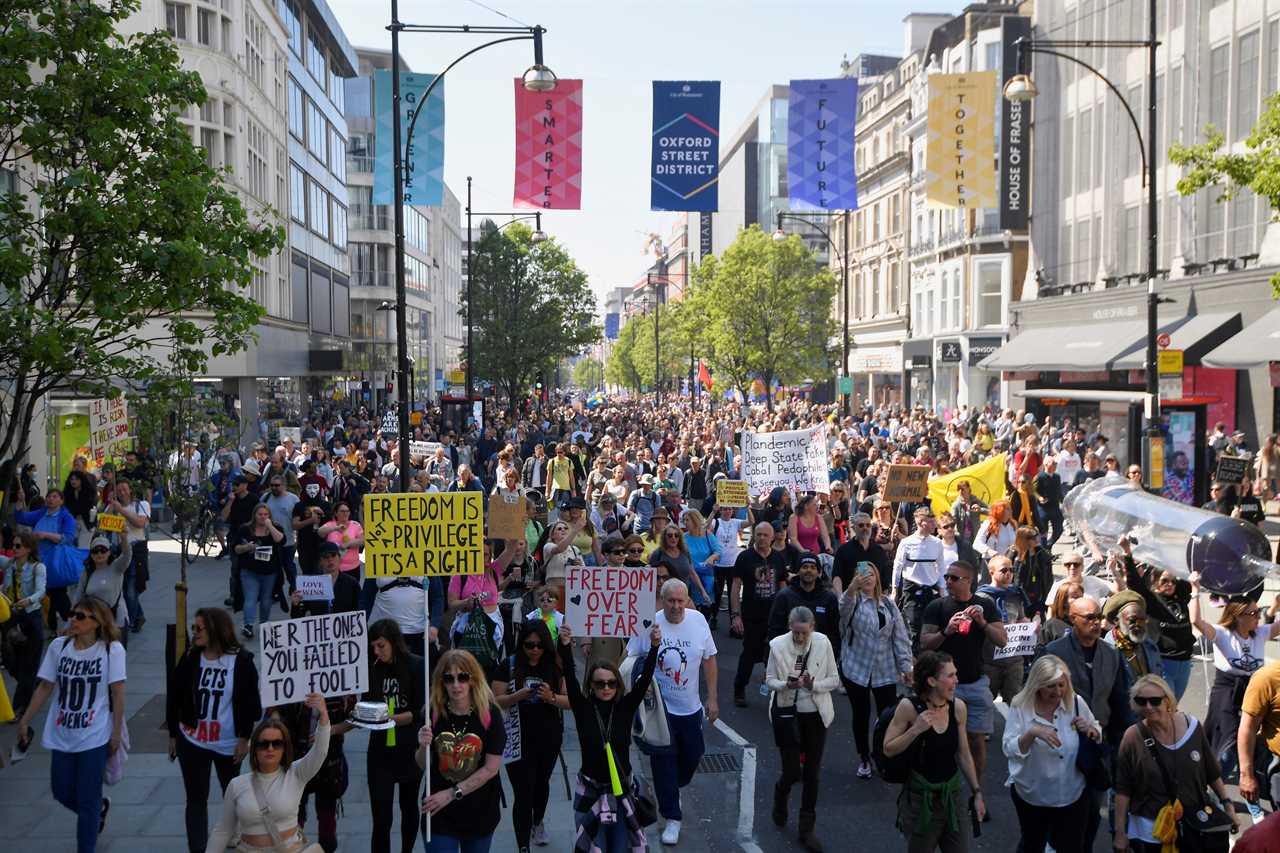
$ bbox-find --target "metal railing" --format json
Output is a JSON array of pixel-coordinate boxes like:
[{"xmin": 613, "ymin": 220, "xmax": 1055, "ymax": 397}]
[
  {"xmin": 351, "ymin": 269, "xmax": 395, "ymax": 288},
  {"xmin": 351, "ymin": 205, "xmax": 390, "ymax": 231}
]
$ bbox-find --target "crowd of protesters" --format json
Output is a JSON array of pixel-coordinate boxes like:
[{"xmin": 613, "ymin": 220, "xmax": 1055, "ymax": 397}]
[{"xmin": 3, "ymin": 390, "xmax": 1280, "ymax": 853}]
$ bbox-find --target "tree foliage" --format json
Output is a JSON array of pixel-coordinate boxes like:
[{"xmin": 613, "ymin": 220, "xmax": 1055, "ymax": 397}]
[
  {"xmin": 1169, "ymin": 91, "xmax": 1280, "ymax": 296},
  {"xmin": 571, "ymin": 356, "xmax": 603, "ymax": 389},
  {"xmin": 0, "ymin": 0, "xmax": 284, "ymax": 472},
  {"xmin": 464, "ymin": 222, "xmax": 599, "ymax": 410},
  {"xmin": 605, "ymin": 317, "xmax": 643, "ymax": 392}
]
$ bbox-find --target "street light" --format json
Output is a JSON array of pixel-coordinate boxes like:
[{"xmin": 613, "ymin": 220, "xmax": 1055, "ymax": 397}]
[
  {"xmin": 774, "ymin": 211, "xmax": 851, "ymax": 414},
  {"xmin": 1005, "ymin": 0, "xmax": 1164, "ymax": 490},
  {"xmin": 389, "ymin": 9, "xmax": 555, "ymax": 492}
]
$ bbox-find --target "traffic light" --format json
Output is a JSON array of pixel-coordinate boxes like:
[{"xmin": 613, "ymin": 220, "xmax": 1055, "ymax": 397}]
[{"xmin": 385, "ymin": 381, "xmax": 393, "ymax": 394}]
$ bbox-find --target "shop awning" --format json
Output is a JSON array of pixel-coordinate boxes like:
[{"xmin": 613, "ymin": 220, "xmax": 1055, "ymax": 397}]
[
  {"xmin": 1112, "ymin": 312, "xmax": 1242, "ymax": 369},
  {"xmin": 1201, "ymin": 307, "xmax": 1280, "ymax": 369},
  {"xmin": 980, "ymin": 317, "xmax": 1182, "ymax": 372},
  {"xmin": 1015, "ymin": 388, "xmax": 1148, "ymax": 404}
]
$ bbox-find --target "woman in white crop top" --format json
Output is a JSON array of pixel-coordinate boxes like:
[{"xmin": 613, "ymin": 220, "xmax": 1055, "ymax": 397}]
[{"xmin": 205, "ymin": 693, "xmax": 330, "ymax": 853}]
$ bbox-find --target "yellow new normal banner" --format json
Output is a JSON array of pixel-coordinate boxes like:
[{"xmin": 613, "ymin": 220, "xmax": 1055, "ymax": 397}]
[
  {"xmin": 925, "ymin": 71, "xmax": 997, "ymax": 209},
  {"xmin": 928, "ymin": 452, "xmax": 1008, "ymax": 518}
]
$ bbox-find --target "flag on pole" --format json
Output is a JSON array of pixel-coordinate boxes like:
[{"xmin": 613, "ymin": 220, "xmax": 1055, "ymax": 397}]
[{"xmin": 697, "ymin": 361, "xmax": 713, "ymax": 390}]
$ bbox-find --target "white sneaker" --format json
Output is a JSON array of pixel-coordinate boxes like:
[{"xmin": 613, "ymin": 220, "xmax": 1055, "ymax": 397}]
[
  {"xmin": 661, "ymin": 819, "xmax": 681, "ymax": 845},
  {"xmin": 9, "ymin": 727, "xmax": 33, "ymax": 763},
  {"xmin": 531, "ymin": 822, "xmax": 549, "ymax": 846}
]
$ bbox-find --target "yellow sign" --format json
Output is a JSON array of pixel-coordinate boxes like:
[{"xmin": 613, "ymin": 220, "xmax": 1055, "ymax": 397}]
[
  {"xmin": 97, "ymin": 514, "xmax": 126, "ymax": 533},
  {"xmin": 1147, "ymin": 436, "xmax": 1165, "ymax": 490},
  {"xmin": 409, "ymin": 411, "xmax": 423, "ymax": 426},
  {"xmin": 925, "ymin": 71, "xmax": 998, "ymax": 209},
  {"xmin": 715, "ymin": 479, "xmax": 749, "ymax": 508},
  {"xmin": 882, "ymin": 464, "xmax": 931, "ymax": 502},
  {"xmin": 362, "ymin": 493, "xmax": 484, "ymax": 577},
  {"xmin": 447, "ymin": 369, "xmax": 465, "ymax": 385},
  {"xmin": 1157, "ymin": 350, "xmax": 1183, "ymax": 375},
  {"xmin": 928, "ymin": 453, "xmax": 1008, "ymax": 518}
]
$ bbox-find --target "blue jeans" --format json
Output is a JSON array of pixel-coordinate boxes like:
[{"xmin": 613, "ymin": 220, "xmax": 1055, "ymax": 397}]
[
  {"xmin": 649, "ymin": 709, "xmax": 704, "ymax": 820},
  {"xmin": 1161, "ymin": 657, "xmax": 1192, "ymax": 700},
  {"xmin": 51, "ymin": 743, "xmax": 110, "ymax": 852},
  {"xmin": 124, "ymin": 540, "xmax": 147, "ymax": 623},
  {"xmin": 423, "ymin": 832, "xmax": 493, "ymax": 853},
  {"xmin": 241, "ymin": 571, "xmax": 275, "ymax": 630}
]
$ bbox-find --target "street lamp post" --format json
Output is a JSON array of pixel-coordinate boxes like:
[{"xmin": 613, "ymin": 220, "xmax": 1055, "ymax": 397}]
[
  {"xmin": 773, "ymin": 211, "xmax": 850, "ymax": 413},
  {"xmin": 1004, "ymin": 0, "xmax": 1164, "ymax": 489},
  {"xmin": 388, "ymin": 5, "xmax": 555, "ymax": 491}
]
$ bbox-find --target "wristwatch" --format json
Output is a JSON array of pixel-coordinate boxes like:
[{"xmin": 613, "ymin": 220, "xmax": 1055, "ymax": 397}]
[{"xmin": 452, "ymin": 786, "xmax": 464, "ymax": 801}]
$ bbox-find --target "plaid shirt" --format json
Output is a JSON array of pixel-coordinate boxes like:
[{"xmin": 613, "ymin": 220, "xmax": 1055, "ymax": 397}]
[{"xmin": 838, "ymin": 591, "xmax": 913, "ymax": 688}]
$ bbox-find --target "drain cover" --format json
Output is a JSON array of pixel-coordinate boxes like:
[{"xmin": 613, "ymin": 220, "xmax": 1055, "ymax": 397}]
[{"xmin": 698, "ymin": 752, "xmax": 741, "ymax": 773}]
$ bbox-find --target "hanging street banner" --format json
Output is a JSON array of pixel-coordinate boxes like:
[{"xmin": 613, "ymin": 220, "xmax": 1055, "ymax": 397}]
[
  {"xmin": 651, "ymin": 81, "xmax": 720, "ymax": 212},
  {"xmin": 373, "ymin": 69, "xmax": 444, "ymax": 206},
  {"xmin": 513, "ymin": 78, "xmax": 583, "ymax": 209},
  {"xmin": 925, "ymin": 71, "xmax": 997, "ymax": 209},
  {"xmin": 999, "ymin": 16, "xmax": 1032, "ymax": 230},
  {"xmin": 604, "ymin": 312, "xmax": 620, "ymax": 340},
  {"xmin": 787, "ymin": 78, "xmax": 858, "ymax": 210},
  {"xmin": 740, "ymin": 424, "xmax": 830, "ymax": 498},
  {"xmin": 362, "ymin": 493, "xmax": 484, "ymax": 577}
]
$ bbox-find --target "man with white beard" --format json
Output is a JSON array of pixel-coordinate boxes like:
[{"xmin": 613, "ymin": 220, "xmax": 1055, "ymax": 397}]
[{"xmin": 1102, "ymin": 590, "xmax": 1165, "ymax": 682}]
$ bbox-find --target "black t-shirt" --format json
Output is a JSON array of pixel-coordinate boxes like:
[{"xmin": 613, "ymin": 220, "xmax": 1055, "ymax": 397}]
[
  {"xmin": 492, "ymin": 657, "xmax": 563, "ymax": 748},
  {"xmin": 292, "ymin": 500, "xmax": 330, "ymax": 572},
  {"xmin": 832, "ymin": 538, "xmax": 892, "ymax": 593},
  {"xmin": 921, "ymin": 594, "xmax": 1001, "ymax": 684},
  {"xmin": 428, "ymin": 705, "xmax": 507, "ymax": 838},
  {"xmin": 238, "ymin": 527, "xmax": 282, "ymax": 575},
  {"xmin": 365, "ymin": 653, "xmax": 425, "ymax": 754},
  {"xmin": 225, "ymin": 493, "xmax": 257, "ymax": 533},
  {"xmin": 733, "ymin": 547, "xmax": 789, "ymax": 622}
]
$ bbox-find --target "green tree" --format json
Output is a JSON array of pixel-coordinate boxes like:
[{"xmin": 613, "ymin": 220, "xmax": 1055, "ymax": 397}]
[
  {"xmin": 695, "ymin": 225, "xmax": 836, "ymax": 407},
  {"xmin": 464, "ymin": 222, "xmax": 600, "ymax": 410},
  {"xmin": 605, "ymin": 317, "xmax": 643, "ymax": 392},
  {"xmin": 0, "ymin": 0, "xmax": 283, "ymax": 476},
  {"xmin": 572, "ymin": 356, "xmax": 604, "ymax": 389},
  {"xmin": 1170, "ymin": 91, "xmax": 1280, "ymax": 296}
]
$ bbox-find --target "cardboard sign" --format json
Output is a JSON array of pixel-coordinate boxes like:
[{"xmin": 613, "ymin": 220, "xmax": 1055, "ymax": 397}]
[
  {"xmin": 258, "ymin": 611, "xmax": 368, "ymax": 705},
  {"xmin": 740, "ymin": 424, "xmax": 830, "ymax": 498},
  {"xmin": 89, "ymin": 397, "xmax": 131, "ymax": 465},
  {"xmin": 502, "ymin": 702, "xmax": 522, "ymax": 765},
  {"xmin": 993, "ymin": 621, "xmax": 1038, "ymax": 660},
  {"xmin": 565, "ymin": 565, "xmax": 656, "ymax": 638},
  {"xmin": 487, "ymin": 494, "xmax": 527, "ymax": 540},
  {"xmin": 882, "ymin": 464, "xmax": 931, "ymax": 502},
  {"xmin": 715, "ymin": 479, "xmax": 749, "ymax": 508},
  {"xmin": 97, "ymin": 514, "xmax": 126, "ymax": 533},
  {"xmin": 1214, "ymin": 454, "xmax": 1250, "ymax": 485},
  {"xmin": 278, "ymin": 426, "xmax": 302, "ymax": 444},
  {"xmin": 297, "ymin": 574, "xmax": 335, "ymax": 601},
  {"xmin": 409, "ymin": 440, "xmax": 441, "ymax": 460},
  {"xmin": 409, "ymin": 411, "xmax": 424, "ymax": 426},
  {"xmin": 362, "ymin": 492, "xmax": 484, "ymax": 577}
]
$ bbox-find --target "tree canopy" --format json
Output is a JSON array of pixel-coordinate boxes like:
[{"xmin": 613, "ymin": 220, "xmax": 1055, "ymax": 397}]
[
  {"xmin": 571, "ymin": 356, "xmax": 603, "ymax": 389},
  {"xmin": 0, "ymin": 0, "xmax": 284, "ymax": 468}
]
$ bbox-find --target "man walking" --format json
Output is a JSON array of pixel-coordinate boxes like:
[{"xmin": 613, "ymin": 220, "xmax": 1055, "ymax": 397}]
[
  {"xmin": 1034, "ymin": 455, "xmax": 1065, "ymax": 546},
  {"xmin": 890, "ymin": 507, "xmax": 946, "ymax": 650},
  {"xmin": 1239, "ymin": 660, "xmax": 1280, "ymax": 811},
  {"xmin": 730, "ymin": 522, "xmax": 790, "ymax": 707}
]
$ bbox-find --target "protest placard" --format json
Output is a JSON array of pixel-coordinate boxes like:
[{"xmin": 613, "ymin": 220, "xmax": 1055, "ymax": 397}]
[
  {"xmin": 740, "ymin": 424, "xmax": 829, "ymax": 498},
  {"xmin": 715, "ymin": 479, "xmax": 749, "ymax": 508},
  {"xmin": 502, "ymin": 703, "xmax": 522, "ymax": 764},
  {"xmin": 89, "ymin": 397, "xmax": 131, "ymax": 464},
  {"xmin": 297, "ymin": 574, "xmax": 335, "ymax": 602},
  {"xmin": 380, "ymin": 410, "xmax": 399, "ymax": 437},
  {"xmin": 1214, "ymin": 454, "xmax": 1250, "ymax": 484},
  {"xmin": 258, "ymin": 611, "xmax": 368, "ymax": 704},
  {"xmin": 487, "ymin": 493, "xmax": 527, "ymax": 540},
  {"xmin": 882, "ymin": 464, "xmax": 931, "ymax": 502},
  {"xmin": 993, "ymin": 621, "xmax": 1038, "ymax": 660},
  {"xmin": 363, "ymin": 492, "xmax": 484, "ymax": 577},
  {"xmin": 96, "ymin": 514, "xmax": 126, "ymax": 534},
  {"xmin": 564, "ymin": 564, "xmax": 656, "ymax": 638},
  {"xmin": 277, "ymin": 426, "xmax": 302, "ymax": 444},
  {"xmin": 409, "ymin": 440, "xmax": 441, "ymax": 460}
]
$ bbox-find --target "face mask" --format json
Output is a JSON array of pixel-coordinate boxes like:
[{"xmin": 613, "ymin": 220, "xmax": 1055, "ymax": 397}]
[{"xmin": 306, "ymin": 484, "xmax": 320, "ymax": 498}]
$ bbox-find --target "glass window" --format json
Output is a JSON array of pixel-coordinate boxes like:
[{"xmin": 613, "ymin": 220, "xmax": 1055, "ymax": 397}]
[
  {"xmin": 288, "ymin": 162, "xmax": 305, "ymax": 223},
  {"xmin": 1168, "ymin": 65, "xmax": 1183, "ymax": 148},
  {"xmin": 1229, "ymin": 193, "xmax": 1256, "ymax": 255},
  {"xmin": 309, "ymin": 180, "xmax": 329, "ymax": 238},
  {"xmin": 306, "ymin": 31, "xmax": 327, "ymax": 88},
  {"xmin": 165, "ymin": 3, "xmax": 188, "ymax": 40},
  {"xmin": 278, "ymin": 0, "xmax": 302, "ymax": 56},
  {"xmin": 1062, "ymin": 115, "xmax": 1074, "ymax": 197},
  {"xmin": 1062, "ymin": 222, "xmax": 1073, "ymax": 284},
  {"xmin": 1269, "ymin": 20, "xmax": 1279, "ymax": 97},
  {"xmin": 291, "ymin": 254, "xmax": 308, "ymax": 323},
  {"xmin": 1208, "ymin": 44, "xmax": 1229, "ymax": 133},
  {"xmin": 1120, "ymin": 205, "xmax": 1140, "ymax": 274},
  {"xmin": 287, "ymin": 76, "xmax": 303, "ymax": 140},
  {"xmin": 309, "ymin": 266, "xmax": 331, "ymax": 334},
  {"xmin": 1076, "ymin": 220, "xmax": 1090, "ymax": 282},
  {"xmin": 332, "ymin": 278, "xmax": 350, "ymax": 337},
  {"xmin": 976, "ymin": 262, "xmax": 1003, "ymax": 326},
  {"xmin": 200, "ymin": 127, "xmax": 218, "ymax": 167},
  {"xmin": 197, "ymin": 7, "xmax": 215, "ymax": 47},
  {"xmin": 329, "ymin": 126, "xmax": 345, "ymax": 182},
  {"xmin": 329, "ymin": 69, "xmax": 345, "ymax": 114},
  {"xmin": 1236, "ymin": 30, "xmax": 1260, "ymax": 139},
  {"xmin": 307, "ymin": 99, "xmax": 326, "ymax": 164},
  {"xmin": 1126, "ymin": 86, "xmax": 1143, "ymax": 176},
  {"xmin": 950, "ymin": 270, "xmax": 960, "ymax": 326},
  {"xmin": 1076, "ymin": 108, "xmax": 1091, "ymax": 192},
  {"xmin": 331, "ymin": 199, "xmax": 347, "ymax": 251}
]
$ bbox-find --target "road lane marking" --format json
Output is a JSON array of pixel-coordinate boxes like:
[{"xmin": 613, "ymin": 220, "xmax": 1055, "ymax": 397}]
[{"xmin": 713, "ymin": 716, "xmax": 760, "ymax": 850}]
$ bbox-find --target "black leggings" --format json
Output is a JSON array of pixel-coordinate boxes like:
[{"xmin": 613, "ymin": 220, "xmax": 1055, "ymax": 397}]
[
  {"xmin": 1010, "ymin": 785, "xmax": 1089, "ymax": 853},
  {"xmin": 176, "ymin": 736, "xmax": 238, "ymax": 853},
  {"xmin": 842, "ymin": 677, "xmax": 898, "ymax": 761},
  {"xmin": 368, "ymin": 743, "xmax": 424, "ymax": 853},
  {"xmin": 777, "ymin": 711, "xmax": 828, "ymax": 814},
  {"xmin": 507, "ymin": 728, "xmax": 563, "ymax": 848}
]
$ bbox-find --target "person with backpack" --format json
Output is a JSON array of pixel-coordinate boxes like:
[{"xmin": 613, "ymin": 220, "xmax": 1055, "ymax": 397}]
[
  {"xmin": 880, "ymin": 651, "xmax": 986, "ymax": 852},
  {"xmin": 448, "ymin": 538, "xmax": 519, "ymax": 681}
]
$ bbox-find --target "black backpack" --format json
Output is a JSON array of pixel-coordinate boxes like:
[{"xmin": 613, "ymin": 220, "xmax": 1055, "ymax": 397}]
[{"xmin": 872, "ymin": 697, "xmax": 926, "ymax": 784}]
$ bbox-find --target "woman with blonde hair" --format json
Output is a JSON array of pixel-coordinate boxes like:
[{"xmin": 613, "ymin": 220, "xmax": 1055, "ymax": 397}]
[
  {"xmin": 1001, "ymin": 655, "xmax": 1099, "ymax": 852},
  {"xmin": 416, "ymin": 649, "xmax": 506, "ymax": 852},
  {"xmin": 974, "ymin": 499, "xmax": 1016, "ymax": 560}
]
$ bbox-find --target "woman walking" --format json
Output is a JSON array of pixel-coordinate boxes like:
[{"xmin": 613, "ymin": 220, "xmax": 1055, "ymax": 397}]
[
  {"xmin": 1006, "ymin": 526, "xmax": 1052, "ymax": 617},
  {"xmin": 365, "ymin": 619, "xmax": 426, "ymax": 853},
  {"xmin": 648, "ymin": 524, "xmax": 710, "ymax": 610},
  {"xmin": 205, "ymin": 692, "xmax": 332, "ymax": 852},
  {"xmin": 167, "ymin": 607, "xmax": 262, "ymax": 853},
  {"xmin": 882, "ymin": 651, "xmax": 986, "ymax": 852},
  {"xmin": 1, "ymin": 531, "xmax": 47, "ymax": 716},
  {"xmin": 788, "ymin": 495, "xmax": 832, "ymax": 556},
  {"xmin": 559, "ymin": 620, "xmax": 660, "ymax": 852},
  {"xmin": 681, "ymin": 510, "xmax": 721, "ymax": 624},
  {"xmin": 838, "ymin": 563, "xmax": 912, "ymax": 779},
  {"xmin": 766, "ymin": 606, "xmax": 841, "ymax": 852},
  {"xmin": 493, "ymin": 620, "xmax": 569, "ymax": 852},
  {"xmin": 316, "ymin": 502, "xmax": 363, "ymax": 580},
  {"xmin": 1001, "ymin": 655, "xmax": 1099, "ymax": 853},
  {"xmin": 14, "ymin": 597, "xmax": 126, "ymax": 853},
  {"xmin": 416, "ymin": 650, "xmax": 507, "ymax": 853},
  {"xmin": 233, "ymin": 504, "xmax": 285, "ymax": 639}
]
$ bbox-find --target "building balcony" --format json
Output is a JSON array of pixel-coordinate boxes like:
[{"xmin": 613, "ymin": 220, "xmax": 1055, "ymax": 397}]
[
  {"xmin": 346, "ymin": 153, "xmax": 375, "ymax": 174},
  {"xmin": 351, "ymin": 269, "xmax": 394, "ymax": 288},
  {"xmin": 908, "ymin": 238, "xmax": 934, "ymax": 258}
]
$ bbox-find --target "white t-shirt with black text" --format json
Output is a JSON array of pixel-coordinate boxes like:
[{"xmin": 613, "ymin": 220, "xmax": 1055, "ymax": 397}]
[
  {"xmin": 627, "ymin": 609, "xmax": 717, "ymax": 716},
  {"xmin": 181, "ymin": 653, "xmax": 239, "ymax": 755},
  {"xmin": 712, "ymin": 517, "xmax": 746, "ymax": 568},
  {"xmin": 38, "ymin": 638, "xmax": 126, "ymax": 753}
]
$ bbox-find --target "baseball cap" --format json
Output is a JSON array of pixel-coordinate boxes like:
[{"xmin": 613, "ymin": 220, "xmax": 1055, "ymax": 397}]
[
  {"xmin": 89, "ymin": 535, "xmax": 113, "ymax": 551},
  {"xmin": 318, "ymin": 541, "xmax": 342, "ymax": 557}
]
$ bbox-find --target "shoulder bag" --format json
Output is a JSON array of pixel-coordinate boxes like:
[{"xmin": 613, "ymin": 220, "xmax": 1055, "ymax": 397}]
[
  {"xmin": 1138, "ymin": 719, "xmax": 1231, "ymax": 853},
  {"xmin": 1073, "ymin": 696, "xmax": 1111, "ymax": 791},
  {"xmin": 103, "ymin": 642, "xmax": 131, "ymax": 785},
  {"xmin": 250, "ymin": 772, "xmax": 324, "ymax": 853}
]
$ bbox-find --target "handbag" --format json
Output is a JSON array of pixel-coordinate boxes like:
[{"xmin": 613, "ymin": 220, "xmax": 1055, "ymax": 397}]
[
  {"xmin": 629, "ymin": 773, "xmax": 658, "ymax": 827},
  {"xmin": 1139, "ymin": 721, "xmax": 1231, "ymax": 853},
  {"xmin": 250, "ymin": 772, "xmax": 324, "ymax": 853},
  {"xmin": 770, "ymin": 690, "xmax": 801, "ymax": 749},
  {"xmin": 1073, "ymin": 696, "xmax": 1112, "ymax": 791},
  {"xmin": 102, "ymin": 640, "xmax": 130, "ymax": 785}
]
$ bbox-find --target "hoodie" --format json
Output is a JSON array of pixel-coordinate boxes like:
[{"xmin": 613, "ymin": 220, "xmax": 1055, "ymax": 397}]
[{"xmin": 768, "ymin": 573, "xmax": 840, "ymax": 649}]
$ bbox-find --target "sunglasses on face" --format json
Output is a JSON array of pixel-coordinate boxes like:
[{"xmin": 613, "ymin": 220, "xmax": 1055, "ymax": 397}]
[
  {"xmin": 943, "ymin": 573, "xmax": 969, "ymax": 583},
  {"xmin": 939, "ymin": 523, "xmax": 955, "ymax": 530},
  {"xmin": 627, "ymin": 547, "xmax": 645, "ymax": 554},
  {"xmin": 1132, "ymin": 695, "xmax": 1164, "ymax": 707},
  {"xmin": 91, "ymin": 547, "xmax": 110, "ymax": 555},
  {"xmin": 70, "ymin": 611, "xmax": 94, "ymax": 621},
  {"xmin": 523, "ymin": 641, "xmax": 544, "ymax": 651},
  {"xmin": 255, "ymin": 738, "xmax": 285, "ymax": 750},
  {"xmin": 592, "ymin": 678, "xmax": 619, "ymax": 690},
  {"xmin": 1064, "ymin": 561, "xmax": 1083, "ymax": 568},
  {"xmin": 442, "ymin": 672, "xmax": 471, "ymax": 685},
  {"xmin": 605, "ymin": 549, "xmax": 624, "ymax": 556}
]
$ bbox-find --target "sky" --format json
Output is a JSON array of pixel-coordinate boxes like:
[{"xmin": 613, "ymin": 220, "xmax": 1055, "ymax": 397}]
[{"xmin": 326, "ymin": 0, "xmax": 970, "ymax": 308}]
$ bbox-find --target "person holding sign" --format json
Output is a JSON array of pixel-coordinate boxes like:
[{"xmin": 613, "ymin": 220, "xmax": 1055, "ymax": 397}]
[
  {"xmin": 233, "ymin": 505, "xmax": 285, "ymax": 640},
  {"xmin": 365, "ymin": 619, "xmax": 426, "ymax": 853},
  {"xmin": 100, "ymin": 480, "xmax": 150, "ymax": 634},
  {"xmin": 559, "ymin": 619, "xmax": 660, "ymax": 853},
  {"xmin": 448, "ymin": 539, "xmax": 519, "ymax": 680},
  {"xmin": 75, "ymin": 535, "xmax": 133, "ymax": 642},
  {"xmin": 167, "ymin": 607, "xmax": 262, "ymax": 853}
]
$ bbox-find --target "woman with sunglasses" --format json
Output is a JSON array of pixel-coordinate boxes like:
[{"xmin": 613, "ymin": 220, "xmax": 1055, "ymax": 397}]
[
  {"xmin": 167, "ymin": 607, "xmax": 262, "ymax": 853},
  {"xmin": 75, "ymin": 534, "xmax": 134, "ymax": 639},
  {"xmin": 1006, "ymin": 526, "xmax": 1052, "ymax": 618},
  {"xmin": 14, "ymin": 596, "xmax": 125, "ymax": 852},
  {"xmin": 493, "ymin": 621, "xmax": 569, "ymax": 853},
  {"xmin": 870, "ymin": 500, "xmax": 907, "ymax": 555},
  {"xmin": 1, "ymin": 531, "xmax": 46, "ymax": 716},
  {"xmin": 205, "ymin": 692, "xmax": 331, "ymax": 853},
  {"xmin": 535, "ymin": 517, "xmax": 586, "ymax": 610},
  {"xmin": 366, "ymin": 619, "xmax": 426, "ymax": 853},
  {"xmin": 648, "ymin": 524, "xmax": 710, "ymax": 614},
  {"xmin": 1113, "ymin": 674, "xmax": 1235, "ymax": 853},
  {"xmin": 416, "ymin": 650, "xmax": 506, "ymax": 853},
  {"xmin": 822, "ymin": 482, "xmax": 852, "ymax": 546},
  {"xmin": 681, "ymin": 511, "xmax": 721, "ymax": 625},
  {"xmin": 559, "ymin": 618, "xmax": 661, "ymax": 851}
]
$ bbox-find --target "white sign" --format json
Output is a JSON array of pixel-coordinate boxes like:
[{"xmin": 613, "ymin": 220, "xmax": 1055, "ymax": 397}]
[
  {"xmin": 502, "ymin": 702, "xmax": 522, "ymax": 764},
  {"xmin": 278, "ymin": 426, "xmax": 302, "ymax": 444},
  {"xmin": 89, "ymin": 397, "xmax": 131, "ymax": 464},
  {"xmin": 297, "ymin": 574, "xmax": 334, "ymax": 602},
  {"xmin": 993, "ymin": 621, "xmax": 1038, "ymax": 660},
  {"xmin": 565, "ymin": 565, "xmax": 657, "ymax": 638},
  {"xmin": 380, "ymin": 410, "xmax": 399, "ymax": 437},
  {"xmin": 410, "ymin": 441, "xmax": 441, "ymax": 459},
  {"xmin": 740, "ymin": 424, "xmax": 830, "ymax": 498},
  {"xmin": 258, "ymin": 611, "xmax": 368, "ymax": 705}
]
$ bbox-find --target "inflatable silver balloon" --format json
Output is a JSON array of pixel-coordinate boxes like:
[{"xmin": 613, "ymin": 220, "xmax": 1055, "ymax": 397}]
[{"xmin": 1062, "ymin": 474, "xmax": 1278, "ymax": 596}]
